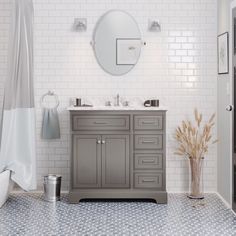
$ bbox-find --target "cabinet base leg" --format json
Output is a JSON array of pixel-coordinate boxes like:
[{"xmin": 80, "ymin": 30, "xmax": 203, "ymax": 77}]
[{"xmin": 69, "ymin": 190, "xmax": 168, "ymax": 204}]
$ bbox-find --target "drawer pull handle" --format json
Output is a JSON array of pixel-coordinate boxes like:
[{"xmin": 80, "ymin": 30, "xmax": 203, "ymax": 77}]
[
  {"xmin": 97, "ymin": 140, "xmax": 101, "ymax": 144},
  {"xmin": 142, "ymin": 160, "xmax": 155, "ymax": 164},
  {"xmin": 142, "ymin": 179, "xmax": 155, "ymax": 183},
  {"xmin": 142, "ymin": 121, "xmax": 155, "ymax": 124},
  {"xmin": 142, "ymin": 140, "xmax": 155, "ymax": 144},
  {"xmin": 101, "ymin": 140, "xmax": 106, "ymax": 144},
  {"xmin": 94, "ymin": 121, "xmax": 107, "ymax": 125}
]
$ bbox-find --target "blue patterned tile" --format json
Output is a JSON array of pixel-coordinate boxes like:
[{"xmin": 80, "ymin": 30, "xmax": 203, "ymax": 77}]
[{"xmin": 0, "ymin": 194, "xmax": 236, "ymax": 236}]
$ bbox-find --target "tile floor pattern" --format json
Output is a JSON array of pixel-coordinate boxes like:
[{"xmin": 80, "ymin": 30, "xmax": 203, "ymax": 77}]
[{"xmin": 0, "ymin": 194, "xmax": 236, "ymax": 236}]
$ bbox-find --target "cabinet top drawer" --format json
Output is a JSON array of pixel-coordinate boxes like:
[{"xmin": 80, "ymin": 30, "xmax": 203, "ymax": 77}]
[
  {"xmin": 72, "ymin": 115, "xmax": 130, "ymax": 131},
  {"xmin": 134, "ymin": 115, "xmax": 163, "ymax": 130}
]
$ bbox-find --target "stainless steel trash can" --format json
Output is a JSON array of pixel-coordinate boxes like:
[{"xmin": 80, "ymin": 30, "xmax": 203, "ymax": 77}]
[{"xmin": 43, "ymin": 175, "xmax": 61, "ymax": 202}]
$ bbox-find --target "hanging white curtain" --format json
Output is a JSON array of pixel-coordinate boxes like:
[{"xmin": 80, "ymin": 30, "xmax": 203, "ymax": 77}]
[{"xmin": 0, "ymin": 0, "xmax": 36, "ymax": 191}]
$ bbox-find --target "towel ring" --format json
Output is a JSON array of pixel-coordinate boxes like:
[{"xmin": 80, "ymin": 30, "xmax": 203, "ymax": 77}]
[{"xmin": 40, "ymin": 91, "xmax": 59, "ymax": 109}]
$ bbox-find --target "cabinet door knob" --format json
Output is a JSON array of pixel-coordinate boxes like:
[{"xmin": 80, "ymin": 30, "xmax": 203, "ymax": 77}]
[
  {"xmin": 97, "ymin": 140, "xmax": 101, "ymax": 144},
  {"xmin": 101, "ymin": 140, "xmax": 106, "ymax": 144}
]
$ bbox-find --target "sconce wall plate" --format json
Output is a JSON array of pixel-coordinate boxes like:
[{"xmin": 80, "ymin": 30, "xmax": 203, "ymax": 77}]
[
  {"xmin": 74, "ymin": 18, "xmax": 87, "ymax": 32},
  {"xmin": 148, "ymin": 19, "xmax": 161, "ymax": 32}
]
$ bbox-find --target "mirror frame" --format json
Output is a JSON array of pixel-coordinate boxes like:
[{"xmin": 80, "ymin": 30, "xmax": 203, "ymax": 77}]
[{"xmin": 92, "ymin": 10, "xmax": 142, "ymax": 76}]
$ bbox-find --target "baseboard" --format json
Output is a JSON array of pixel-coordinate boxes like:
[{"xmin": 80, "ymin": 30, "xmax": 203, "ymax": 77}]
[
  {"xmin": 167, "ymin": 190, "xmax": 217, "ymax": 194},
  {"xmin": 216, "ymin": 192, "xmax": 231, "ymax": 209},
  {"xmin": 13, "ymin": 189, "xmax": 217, "ymax": 195},
  {"xmin": 216, "ymin": 192, "xmax": 236, "ymax": 216},
  {"xmin": 12, "ymin": 189, "xmax": 233, "ymax": 209},
  {"xmin": 11, "ymin": 190, "xmax": 69, "ymax": 194}
]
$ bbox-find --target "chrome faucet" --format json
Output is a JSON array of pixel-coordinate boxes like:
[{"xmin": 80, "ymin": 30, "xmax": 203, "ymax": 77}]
[{"xmin": 115, "ymin": 94, "xmax": 120, "ymax": 106}]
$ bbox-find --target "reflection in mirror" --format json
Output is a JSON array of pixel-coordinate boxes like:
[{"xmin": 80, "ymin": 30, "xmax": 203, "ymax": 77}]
[{"xmin": 92, "ymin": 10, "xmax": 142, "ymax": 76}]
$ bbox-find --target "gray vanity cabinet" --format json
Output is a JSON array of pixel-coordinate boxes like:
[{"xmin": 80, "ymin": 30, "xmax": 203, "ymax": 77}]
[
  {"xmin": 69, "ymin": 110, "xmax": 167, "ymax": 204},
  {"xmin": 101, "ymin": 135, "xmax": 129, "ymax": 188},
  {"xmin": 72, "ymin": 134, "xmax": 129, "ymax": 189},
  {"xmin": 72, "ymin": 135, "xmax": 101, "ymax": 188}
]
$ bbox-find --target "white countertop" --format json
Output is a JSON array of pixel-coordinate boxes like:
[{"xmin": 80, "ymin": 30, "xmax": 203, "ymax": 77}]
[{"xmin": 67, "ymin": 106, "xmax": 167, "ymax": 111}]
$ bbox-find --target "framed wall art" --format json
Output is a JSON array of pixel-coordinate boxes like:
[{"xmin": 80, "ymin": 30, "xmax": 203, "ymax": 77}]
[{"xmin": 218, "ymin": 32, "xmax": 229, "ymax": 74}]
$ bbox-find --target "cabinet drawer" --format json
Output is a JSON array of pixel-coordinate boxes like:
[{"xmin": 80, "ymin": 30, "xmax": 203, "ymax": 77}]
[
  {"xmin": 134, "ymin": 135, "xmax": 163, "ymax": 149},
  {"xmin": 72, "ymin": 115, "xmax": 130, "ymax": 131},
  {"xmin": 134, "ymin": 153, "xmax": 163, "ymax": 170},
  {"xmin": 134, "ymin": 173, "xmax": 163, "ymax": 189},
  {"xmin": 134, "ymin": 115, "xmax": 163, "ymax": 130}
]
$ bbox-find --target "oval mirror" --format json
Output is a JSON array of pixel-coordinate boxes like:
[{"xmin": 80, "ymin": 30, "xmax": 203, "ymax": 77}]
[{"xmin": 92, "ymin": 10, "xmax": 142, "ymax": 76}]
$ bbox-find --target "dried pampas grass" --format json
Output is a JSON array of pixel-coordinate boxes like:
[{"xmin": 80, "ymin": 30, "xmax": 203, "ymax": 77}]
[
  {"xmin": 174, "ymin": 109, "xmax": 217, "ymax": 198},
  {"xmin": 174, "ymin": 109, "xmax": 218, "ymax": 160}
]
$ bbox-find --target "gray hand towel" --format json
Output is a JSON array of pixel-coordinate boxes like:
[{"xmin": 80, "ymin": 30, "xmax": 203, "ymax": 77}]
[{"xmin": 41, "ymin": 107, "xmax": 60, "ymax": 139}]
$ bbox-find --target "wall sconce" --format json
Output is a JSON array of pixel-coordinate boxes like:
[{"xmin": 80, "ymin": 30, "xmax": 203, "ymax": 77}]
[
  {"xmin": 148, "ymin": 19, "xmax": 161, "ymax": 32},
  {"xmin": 74, "ymin": 18, "xmax": 87, "ymax": 32}
]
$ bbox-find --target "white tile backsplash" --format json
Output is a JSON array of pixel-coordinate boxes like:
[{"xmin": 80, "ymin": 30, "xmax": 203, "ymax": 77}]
[{"xmin": 0, "ymin": 0, "xmax": 217, "ymax": 192}]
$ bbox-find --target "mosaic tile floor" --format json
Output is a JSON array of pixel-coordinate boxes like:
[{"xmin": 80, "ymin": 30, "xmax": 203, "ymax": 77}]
[{"xmin": 0, "ymin": 194, "xmax": 236, "ymax": 236}]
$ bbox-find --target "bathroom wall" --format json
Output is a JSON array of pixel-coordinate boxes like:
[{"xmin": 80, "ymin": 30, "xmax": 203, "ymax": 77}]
[
  {"xmin": 0, "ymin": 0, "xmax": 217, "ymax": 192},
  {"xmin": 217, "ymin": 0, "xmax": 231, "ymax": 205}
]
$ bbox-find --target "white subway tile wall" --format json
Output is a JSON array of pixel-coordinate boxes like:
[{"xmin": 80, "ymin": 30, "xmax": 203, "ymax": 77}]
[{"xmin": 0, "ymin": 0, "xmax": 217, "ymax": 192}]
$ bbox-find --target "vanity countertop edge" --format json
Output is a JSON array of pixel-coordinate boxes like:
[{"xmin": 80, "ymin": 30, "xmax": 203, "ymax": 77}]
[{"xmin": 67, "ymin": 106, "xmax": 168, "ymax": 111}]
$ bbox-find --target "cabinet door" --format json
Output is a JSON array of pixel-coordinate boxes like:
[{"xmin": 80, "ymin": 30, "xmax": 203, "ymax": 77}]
[
  {"xmin": 72, "ymin": 135, "xmax": 101, "ymax": 188},
  {"xmin": 101, "ymin": 135, "xmax": 129, "ymax": 188}
]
